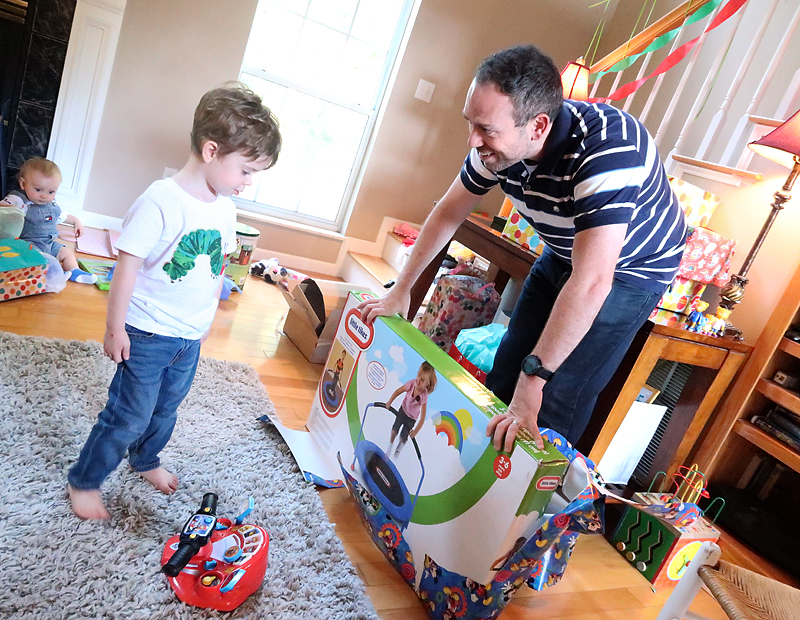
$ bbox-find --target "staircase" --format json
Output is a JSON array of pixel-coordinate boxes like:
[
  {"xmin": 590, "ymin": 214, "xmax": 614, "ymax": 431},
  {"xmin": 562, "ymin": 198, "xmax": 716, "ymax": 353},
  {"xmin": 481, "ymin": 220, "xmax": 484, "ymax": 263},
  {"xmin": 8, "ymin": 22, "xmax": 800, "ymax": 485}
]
[{"xmin": 589, "ymin": 0, "xmax": 800, "ymax": 187}]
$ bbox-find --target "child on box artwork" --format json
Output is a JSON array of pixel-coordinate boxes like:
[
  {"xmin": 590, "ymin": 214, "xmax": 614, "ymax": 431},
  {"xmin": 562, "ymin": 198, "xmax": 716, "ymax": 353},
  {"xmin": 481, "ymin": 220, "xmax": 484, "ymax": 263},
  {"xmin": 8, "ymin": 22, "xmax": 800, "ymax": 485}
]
[
  {"xmin": 67, "ymin": 84, "xmax": 281, "ymax": 520},
  {"xmin": 386, "ymin": 361, "xmax": 438, "ymax": 458},
  {"xmin": 0, "ymin": 157, "xmax": 97, "ymax": 283}
]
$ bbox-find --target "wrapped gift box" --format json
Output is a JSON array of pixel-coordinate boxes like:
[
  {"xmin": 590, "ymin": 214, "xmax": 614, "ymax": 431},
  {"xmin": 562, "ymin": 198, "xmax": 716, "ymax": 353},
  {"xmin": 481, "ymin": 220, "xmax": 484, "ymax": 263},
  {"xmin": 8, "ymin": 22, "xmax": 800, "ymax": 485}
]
[
  {"xmin": 657, "ymin": 226, "xmax": 736, "ymax": 315},
  {"xmin": 0, "ymin": 238, "xmax": 47, "ymax": 301},
  {"xmin": 657, "ymin": 276, "xmax": 707, "ymax": 314},
  {"xmin": 677, "ymin": 227, "xmax": 736, "ymax": 287},
  {"xmin": 669, "ymin": 177, "xmax": 721, "ymax": 228},
  {"xmin": 501, "ymin": 207, "xmax": 540, "ymax": 251}
]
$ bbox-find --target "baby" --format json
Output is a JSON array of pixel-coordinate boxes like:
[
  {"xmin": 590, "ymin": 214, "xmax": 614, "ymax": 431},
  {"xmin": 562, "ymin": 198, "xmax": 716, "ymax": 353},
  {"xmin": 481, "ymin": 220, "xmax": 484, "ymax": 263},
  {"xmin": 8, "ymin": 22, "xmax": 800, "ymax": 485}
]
[{"xmin": 1, "ymin": 157, "xmax": 96, "ymax": 283}]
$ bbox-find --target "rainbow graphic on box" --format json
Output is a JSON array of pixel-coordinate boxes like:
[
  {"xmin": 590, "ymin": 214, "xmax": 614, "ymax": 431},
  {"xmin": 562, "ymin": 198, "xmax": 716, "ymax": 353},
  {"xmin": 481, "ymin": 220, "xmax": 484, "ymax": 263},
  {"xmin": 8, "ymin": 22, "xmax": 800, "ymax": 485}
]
[{"xmin": 432, "ymin": 409, "xmax": 473, "ymax": 453}]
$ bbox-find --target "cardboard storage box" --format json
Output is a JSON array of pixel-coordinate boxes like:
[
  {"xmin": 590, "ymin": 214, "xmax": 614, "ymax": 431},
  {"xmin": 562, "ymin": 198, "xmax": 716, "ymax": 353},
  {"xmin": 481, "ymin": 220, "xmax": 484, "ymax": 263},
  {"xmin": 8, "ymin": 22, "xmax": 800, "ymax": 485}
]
[
  {"xmin": 279, "ymin": 280, "xmax": 355, "ymax": 364},
  {"xmin": 0, "ymin": 238, "xmax": 47, "ymax": 301},
  {"xmin": 307, "ymin": 292, "xmax": 569, "ymax": 586}
]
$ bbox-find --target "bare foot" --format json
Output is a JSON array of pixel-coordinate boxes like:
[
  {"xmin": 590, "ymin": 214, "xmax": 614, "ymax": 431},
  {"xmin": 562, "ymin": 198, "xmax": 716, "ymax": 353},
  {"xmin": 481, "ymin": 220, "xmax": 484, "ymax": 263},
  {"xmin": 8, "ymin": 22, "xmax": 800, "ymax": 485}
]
[
  {"xmin": 139, "ymin": 467, "xmax": 178, "ymax": 494},
  {"xmin": 68, "ymin": 484, "xmax": 110, "ymax": 520}
]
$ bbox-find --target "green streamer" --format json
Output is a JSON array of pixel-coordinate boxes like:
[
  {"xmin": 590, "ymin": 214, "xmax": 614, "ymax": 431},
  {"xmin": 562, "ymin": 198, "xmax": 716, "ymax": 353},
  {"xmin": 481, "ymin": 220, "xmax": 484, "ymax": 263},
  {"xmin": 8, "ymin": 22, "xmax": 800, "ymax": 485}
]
[{"xmin": 589, "ymin": 0, "xmax": 723, "ymax": 84}]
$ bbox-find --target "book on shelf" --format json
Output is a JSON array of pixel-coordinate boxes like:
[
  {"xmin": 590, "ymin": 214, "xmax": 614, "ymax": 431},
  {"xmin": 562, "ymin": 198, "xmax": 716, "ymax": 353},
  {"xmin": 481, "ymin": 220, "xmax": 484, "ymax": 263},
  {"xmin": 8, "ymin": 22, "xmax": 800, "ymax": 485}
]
[
  {"xmin": 765, "ymin": 406, "xmax": 800, "ymax": 442},
  {"xmin": 750, "ymin": 415, "xmax": 800, "ymax": 453}
]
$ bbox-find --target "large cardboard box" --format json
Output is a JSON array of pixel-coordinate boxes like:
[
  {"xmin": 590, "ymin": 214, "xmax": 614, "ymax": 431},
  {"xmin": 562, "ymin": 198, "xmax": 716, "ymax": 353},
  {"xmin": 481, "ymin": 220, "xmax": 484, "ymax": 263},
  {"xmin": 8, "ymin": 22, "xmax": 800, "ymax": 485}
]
[
  {"xmin": 307, "ymin": 292, "xmax": 569, "ymax": 586},
  {"xmin": 279, "ymin": 280, "xmax": 354, "ymax": 364}
]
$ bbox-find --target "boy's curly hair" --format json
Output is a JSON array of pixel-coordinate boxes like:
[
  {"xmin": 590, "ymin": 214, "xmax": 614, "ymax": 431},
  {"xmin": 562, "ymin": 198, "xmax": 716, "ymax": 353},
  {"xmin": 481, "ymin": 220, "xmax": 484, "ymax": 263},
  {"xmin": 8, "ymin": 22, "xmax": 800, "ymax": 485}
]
[
  {"xmin": 19, "ymin": 157, "xmax": 61, "ymax": 181},
  {"xmin": 191, "ymin": 83, "xmax": 282, "ymax": 168}
]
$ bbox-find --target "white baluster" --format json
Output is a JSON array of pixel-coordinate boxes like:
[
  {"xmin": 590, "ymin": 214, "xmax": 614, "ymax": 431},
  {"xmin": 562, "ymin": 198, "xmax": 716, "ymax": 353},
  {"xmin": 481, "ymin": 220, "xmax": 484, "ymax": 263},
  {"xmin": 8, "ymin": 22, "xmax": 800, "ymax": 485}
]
[
  {"xmin": 695, "ymin": 0, "xmax": 779, "ymax": 160},
  {"xmin": 590, "ymin": 74, "xmax": 603, "ymax": 99},
  {"xmin": 654, "ymin": 3, "xmax": 724, "ymax": 148},
  {"xmin": 664, "ymin": 1, "xmax": 748, "ymax": 172},
  {"xmin": 722, "ymin": 2, "xmax": 800, "ymax": 166},
  {"xmin": 605, "ymin": 71, "xmax": 624, "ymax": 105},
  {"xmin": 622, "ymin": 52, "xmax": 654, "ymax": 113},
  {"xmin": 640, "ymin": 13, "xmax": 694, "ymax": 125}
]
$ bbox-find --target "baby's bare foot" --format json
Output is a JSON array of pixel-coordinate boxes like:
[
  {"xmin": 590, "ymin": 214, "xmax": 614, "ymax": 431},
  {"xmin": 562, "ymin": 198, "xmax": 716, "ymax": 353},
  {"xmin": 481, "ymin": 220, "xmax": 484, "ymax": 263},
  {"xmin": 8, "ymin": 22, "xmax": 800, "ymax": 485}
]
[
  {"xmin": 68, "ymin": 484, "xmax": 110, "ymax": 520},
  {"xmin": 139, "ymin": 467, "xmax": 178, "ymax": 494}
]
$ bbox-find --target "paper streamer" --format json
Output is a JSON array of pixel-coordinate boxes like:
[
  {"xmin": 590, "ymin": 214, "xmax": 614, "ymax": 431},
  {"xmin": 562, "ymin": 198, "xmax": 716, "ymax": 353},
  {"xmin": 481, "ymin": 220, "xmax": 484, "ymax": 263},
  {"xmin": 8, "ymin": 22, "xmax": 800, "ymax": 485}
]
[
  {"xmin": 589, "ymin": 0, "xmax": 723, "ymax": 83},
  {"xmin": 589, "ymin": 0, "xmax": 749, "ymax": 103}
]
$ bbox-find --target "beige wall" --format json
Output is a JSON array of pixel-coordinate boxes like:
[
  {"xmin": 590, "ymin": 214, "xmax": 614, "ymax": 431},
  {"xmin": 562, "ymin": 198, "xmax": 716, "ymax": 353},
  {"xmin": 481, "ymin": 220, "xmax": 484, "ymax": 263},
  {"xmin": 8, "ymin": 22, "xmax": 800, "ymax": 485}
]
[
  {"xmin": 83, "ymin": 0, "xmax": 259, "ymax": 219},
  {"xmin": 343, "ymin": 0, "xmax": 607, "ymax": 240},
  {"xmin": 80, "ymin": 0, "xmax": 606, "ymax": 263}
]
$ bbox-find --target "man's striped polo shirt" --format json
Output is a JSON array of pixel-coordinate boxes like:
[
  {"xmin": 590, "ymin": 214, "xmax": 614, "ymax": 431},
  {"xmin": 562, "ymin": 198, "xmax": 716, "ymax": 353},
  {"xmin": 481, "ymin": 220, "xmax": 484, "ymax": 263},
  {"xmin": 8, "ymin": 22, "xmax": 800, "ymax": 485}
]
[{"xmin": 460, "ymin": 100, "xmax": 688, "ymax": 294}]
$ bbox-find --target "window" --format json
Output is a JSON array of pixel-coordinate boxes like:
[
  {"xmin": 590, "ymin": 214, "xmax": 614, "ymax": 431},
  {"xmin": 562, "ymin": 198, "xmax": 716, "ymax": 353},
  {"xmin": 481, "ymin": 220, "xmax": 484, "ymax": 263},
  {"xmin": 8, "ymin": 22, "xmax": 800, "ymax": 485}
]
[{"xmin": 238, "ymin": 0, "xmax": 416, "ymax": 230}]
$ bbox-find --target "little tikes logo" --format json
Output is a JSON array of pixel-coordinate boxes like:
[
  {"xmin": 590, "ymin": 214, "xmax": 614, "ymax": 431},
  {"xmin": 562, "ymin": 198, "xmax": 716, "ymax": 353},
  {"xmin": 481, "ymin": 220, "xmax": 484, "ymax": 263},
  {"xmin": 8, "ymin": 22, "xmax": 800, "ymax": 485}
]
[
  {"xmin": 345, "ymin": 309, "xmax": 374, "ymax": 349},
  {"xmin": 536, "ymin": 476, "xmax": 560, "ymax": 491}
]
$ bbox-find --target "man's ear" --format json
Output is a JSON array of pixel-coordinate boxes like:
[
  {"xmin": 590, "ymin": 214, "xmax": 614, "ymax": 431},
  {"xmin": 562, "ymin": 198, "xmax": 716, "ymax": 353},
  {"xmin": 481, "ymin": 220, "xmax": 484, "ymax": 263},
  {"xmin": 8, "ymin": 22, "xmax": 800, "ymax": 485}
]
[
  {"xmin": 528, "ymin": 113, "xmax": 551, "ymax": 142},
  {"xmin": 200, "ymin": 140, "xmax": 219, "ymax": 163}
]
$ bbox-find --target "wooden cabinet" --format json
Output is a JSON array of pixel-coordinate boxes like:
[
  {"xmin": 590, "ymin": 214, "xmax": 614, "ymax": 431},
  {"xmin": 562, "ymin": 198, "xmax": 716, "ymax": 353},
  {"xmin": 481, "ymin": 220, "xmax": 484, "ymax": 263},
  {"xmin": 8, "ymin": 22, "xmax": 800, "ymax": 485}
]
[{"xmin": 693, "ymin": 261, "xmax": 800, "ymax": 585}]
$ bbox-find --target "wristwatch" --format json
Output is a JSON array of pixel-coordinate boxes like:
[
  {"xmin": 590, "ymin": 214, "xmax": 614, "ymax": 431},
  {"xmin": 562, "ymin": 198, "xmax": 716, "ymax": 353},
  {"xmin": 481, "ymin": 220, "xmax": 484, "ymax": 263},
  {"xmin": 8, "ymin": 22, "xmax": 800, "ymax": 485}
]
[{"xmin": 521, "ymin": 354, "xmax": 554, "ymax": 381}]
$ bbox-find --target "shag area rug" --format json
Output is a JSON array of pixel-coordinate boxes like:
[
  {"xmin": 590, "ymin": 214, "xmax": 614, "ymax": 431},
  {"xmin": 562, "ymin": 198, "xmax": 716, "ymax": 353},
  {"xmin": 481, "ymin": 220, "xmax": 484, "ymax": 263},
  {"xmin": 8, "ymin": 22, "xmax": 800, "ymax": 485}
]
[{"xmin": 0, "ymin": 332, "xmax": 378, "ymax": 620}]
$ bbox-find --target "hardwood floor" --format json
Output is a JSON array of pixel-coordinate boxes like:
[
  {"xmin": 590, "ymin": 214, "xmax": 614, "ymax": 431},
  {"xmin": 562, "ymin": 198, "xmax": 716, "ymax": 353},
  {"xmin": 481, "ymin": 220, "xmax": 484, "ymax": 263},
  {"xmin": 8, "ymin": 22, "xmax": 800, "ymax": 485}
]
[{"xmin": 0, "ymin": 265, "xmax": 727, "ymax": 620}]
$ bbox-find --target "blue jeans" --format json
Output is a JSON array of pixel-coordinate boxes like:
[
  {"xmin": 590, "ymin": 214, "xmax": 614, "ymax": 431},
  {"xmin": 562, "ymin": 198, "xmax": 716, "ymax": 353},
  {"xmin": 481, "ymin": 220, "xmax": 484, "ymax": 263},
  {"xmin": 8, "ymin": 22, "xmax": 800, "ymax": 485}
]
[
  {"xmin": 68, "ymin": 325, "xmax": 201, "ymax": 490},
  {"xmin": 485, "ymin": 247, "xmax": 662, "ymax": 445}
]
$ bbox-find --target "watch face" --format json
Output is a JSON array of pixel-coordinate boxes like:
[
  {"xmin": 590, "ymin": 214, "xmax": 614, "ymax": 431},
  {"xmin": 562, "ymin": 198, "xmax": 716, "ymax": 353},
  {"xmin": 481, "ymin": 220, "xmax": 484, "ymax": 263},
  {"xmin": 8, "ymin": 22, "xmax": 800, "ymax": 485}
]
[{"xmin": 522, "ymin": 355, "xmax": 541, "ymax": 375}]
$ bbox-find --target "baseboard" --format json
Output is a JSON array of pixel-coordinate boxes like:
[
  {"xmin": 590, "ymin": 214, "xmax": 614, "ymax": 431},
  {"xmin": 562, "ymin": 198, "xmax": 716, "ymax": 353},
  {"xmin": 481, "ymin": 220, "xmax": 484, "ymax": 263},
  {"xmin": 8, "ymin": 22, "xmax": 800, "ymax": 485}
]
[
  {"xmin": 60, "ymin": 209, "xmax": 416, "ymax": 280},
  {"xmin": 63, "ymin": 208, "xmax": 124, "ymax": 232}
]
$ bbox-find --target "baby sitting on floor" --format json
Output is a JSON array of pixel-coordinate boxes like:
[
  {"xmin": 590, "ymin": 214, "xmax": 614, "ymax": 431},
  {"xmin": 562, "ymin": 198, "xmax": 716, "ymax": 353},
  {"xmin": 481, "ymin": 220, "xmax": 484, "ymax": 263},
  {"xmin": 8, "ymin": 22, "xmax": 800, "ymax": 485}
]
[{"xmin": 1, "ymin": 157, "xmax": 96, "ymax": 284}]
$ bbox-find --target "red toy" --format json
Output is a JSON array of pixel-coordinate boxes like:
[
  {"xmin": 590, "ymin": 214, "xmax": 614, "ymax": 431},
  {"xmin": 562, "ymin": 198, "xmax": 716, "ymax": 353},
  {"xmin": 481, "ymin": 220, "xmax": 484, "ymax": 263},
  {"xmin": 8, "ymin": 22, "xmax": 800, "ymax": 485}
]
[{"xmin": 161, "ymin": 494, "xmax": 269, "ymax": 611}]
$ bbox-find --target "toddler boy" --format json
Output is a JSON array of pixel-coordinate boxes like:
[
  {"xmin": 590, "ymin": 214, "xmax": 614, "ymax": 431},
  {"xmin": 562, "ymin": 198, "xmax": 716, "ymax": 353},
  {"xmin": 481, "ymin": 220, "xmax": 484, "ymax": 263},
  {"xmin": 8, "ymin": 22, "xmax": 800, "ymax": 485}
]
[
  {"xmin": 68, "ymin": 84, "xmax": 281, "ymax": 519},
  {"xmin": 1, "ymin": 157, "xmax": 96, "ymax": 283}
]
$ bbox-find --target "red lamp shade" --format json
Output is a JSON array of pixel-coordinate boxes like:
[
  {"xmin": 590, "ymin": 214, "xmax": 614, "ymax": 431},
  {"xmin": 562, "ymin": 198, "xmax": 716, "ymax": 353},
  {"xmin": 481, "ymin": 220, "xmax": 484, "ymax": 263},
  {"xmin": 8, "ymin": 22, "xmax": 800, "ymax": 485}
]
[
  {"xmin": 561, "ymin": 59, "xmax": 589, "ymax": 101},
  {"xmin": 748, "ymin": 108, "xmax": 800, "ymax": 169}
]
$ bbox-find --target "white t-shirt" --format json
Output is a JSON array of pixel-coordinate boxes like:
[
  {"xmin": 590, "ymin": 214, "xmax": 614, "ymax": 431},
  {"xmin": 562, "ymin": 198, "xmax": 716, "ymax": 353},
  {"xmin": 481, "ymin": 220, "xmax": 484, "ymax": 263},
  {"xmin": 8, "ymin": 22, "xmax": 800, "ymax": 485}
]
[{"xmin": 115, "ymin": 178, "xmax": 238, "ymax": 339}]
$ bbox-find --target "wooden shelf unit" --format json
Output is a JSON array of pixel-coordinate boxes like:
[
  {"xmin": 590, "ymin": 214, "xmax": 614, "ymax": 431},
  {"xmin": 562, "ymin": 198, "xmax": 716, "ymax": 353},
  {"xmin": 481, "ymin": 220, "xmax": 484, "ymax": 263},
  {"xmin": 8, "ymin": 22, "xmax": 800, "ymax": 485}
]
[{"xmin": 693, "ymin": 260, "xmax": 800, "ymax": 585}]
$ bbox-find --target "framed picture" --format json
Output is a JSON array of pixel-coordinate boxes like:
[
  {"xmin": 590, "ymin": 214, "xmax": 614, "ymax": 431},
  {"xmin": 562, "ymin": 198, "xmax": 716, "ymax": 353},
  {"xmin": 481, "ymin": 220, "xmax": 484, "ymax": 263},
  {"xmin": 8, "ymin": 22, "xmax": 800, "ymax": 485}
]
[{"xmin": 636, "ymin": 383, "xmax": 661, "ymax": 404}]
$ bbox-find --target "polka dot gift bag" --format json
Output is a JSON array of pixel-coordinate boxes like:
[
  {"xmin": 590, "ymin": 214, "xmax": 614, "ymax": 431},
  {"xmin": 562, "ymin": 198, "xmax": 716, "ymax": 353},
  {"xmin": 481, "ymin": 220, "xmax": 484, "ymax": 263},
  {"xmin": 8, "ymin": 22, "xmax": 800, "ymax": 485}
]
[{"xmin": 418, "ymin": 275, "xmax": 501, "ymax": 351}]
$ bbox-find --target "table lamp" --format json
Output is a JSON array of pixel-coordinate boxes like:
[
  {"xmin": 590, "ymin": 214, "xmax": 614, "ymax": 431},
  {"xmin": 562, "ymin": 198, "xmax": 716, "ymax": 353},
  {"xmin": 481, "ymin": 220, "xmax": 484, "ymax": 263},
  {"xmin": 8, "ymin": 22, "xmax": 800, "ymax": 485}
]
[
  {"xmin": 561, "ymin": 58, "xmax": 589, "ymax": 101},
  {"xmin": 718, "ymin": 108, "xmax": 800, "ymax": 336}
]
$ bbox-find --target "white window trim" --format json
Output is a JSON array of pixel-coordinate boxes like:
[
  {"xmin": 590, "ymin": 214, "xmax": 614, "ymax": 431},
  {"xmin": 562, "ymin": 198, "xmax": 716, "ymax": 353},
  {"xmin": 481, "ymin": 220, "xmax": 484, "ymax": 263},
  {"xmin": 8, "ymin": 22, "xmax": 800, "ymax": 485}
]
[{"xmin": 236, "ymin": 0, "xmax": 420, "ymax": 233}]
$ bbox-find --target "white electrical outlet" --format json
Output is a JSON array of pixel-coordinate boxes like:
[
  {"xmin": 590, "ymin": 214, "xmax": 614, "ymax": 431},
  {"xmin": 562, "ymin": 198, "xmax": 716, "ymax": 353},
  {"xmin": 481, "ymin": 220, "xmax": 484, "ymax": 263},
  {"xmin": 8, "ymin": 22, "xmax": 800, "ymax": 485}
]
[
  {"xmin": 414, "ymin": 79, "xmax": 435, "ymax": 103},
  {"xmin": 163, "ymin": 167, "xmax": 177, "ymax": 179}
]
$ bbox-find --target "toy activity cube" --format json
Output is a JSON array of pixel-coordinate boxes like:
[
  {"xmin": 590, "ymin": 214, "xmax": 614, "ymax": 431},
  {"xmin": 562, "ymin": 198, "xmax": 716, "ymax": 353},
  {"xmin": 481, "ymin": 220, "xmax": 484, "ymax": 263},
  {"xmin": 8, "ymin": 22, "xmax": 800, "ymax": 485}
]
[{"xmin": 610, "ymin": 492, "xmax": 720, "ymax": 588}]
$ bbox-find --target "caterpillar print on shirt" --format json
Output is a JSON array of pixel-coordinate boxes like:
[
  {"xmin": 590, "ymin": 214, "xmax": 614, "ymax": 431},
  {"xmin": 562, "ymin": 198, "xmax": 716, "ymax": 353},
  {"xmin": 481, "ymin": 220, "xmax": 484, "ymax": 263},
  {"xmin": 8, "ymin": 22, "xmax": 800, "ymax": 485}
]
[{"xmin": 162, "ymin": 229, "xmax": 224, "ymax": 282}]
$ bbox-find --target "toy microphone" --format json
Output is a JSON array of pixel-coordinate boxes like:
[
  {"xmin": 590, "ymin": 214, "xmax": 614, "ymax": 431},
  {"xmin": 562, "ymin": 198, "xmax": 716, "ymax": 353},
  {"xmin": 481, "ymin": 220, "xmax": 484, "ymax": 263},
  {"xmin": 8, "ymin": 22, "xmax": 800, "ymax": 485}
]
[{"xmin": 162, "ymin": 493, "xmax": 218, "ymax": 577}]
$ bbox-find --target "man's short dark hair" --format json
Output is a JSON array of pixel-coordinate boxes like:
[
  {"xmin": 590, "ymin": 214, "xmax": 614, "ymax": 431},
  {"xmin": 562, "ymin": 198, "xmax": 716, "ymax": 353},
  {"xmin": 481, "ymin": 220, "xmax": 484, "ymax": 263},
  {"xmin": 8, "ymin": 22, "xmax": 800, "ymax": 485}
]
[{"xmin": 475, "ymin": 45, "xmax": 563, "ymax": 127}]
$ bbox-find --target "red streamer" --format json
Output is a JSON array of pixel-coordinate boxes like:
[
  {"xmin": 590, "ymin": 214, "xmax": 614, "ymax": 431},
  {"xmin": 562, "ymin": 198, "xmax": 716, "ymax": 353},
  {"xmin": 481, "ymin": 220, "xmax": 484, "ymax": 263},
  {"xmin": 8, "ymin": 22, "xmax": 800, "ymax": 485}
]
[{"xmin": 589, "ymin": 0, "xmax": 749, "ymax": 103}]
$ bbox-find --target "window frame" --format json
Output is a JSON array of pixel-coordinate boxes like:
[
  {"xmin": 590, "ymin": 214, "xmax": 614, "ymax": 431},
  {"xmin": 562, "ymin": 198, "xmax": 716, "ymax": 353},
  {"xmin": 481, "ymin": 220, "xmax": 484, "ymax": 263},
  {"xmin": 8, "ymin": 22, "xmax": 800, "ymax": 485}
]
[{"xmin": 234, "ymin": 0, "xmax": 419, "ymax": 232}]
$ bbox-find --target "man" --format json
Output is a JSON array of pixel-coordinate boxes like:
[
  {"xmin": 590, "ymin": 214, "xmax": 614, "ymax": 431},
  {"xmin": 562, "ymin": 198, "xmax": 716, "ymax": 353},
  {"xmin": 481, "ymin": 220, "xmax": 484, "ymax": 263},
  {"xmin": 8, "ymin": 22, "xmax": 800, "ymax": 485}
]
[{"xmin": 358, "ymin": 45, "xmax": 686, "ymax": 453}]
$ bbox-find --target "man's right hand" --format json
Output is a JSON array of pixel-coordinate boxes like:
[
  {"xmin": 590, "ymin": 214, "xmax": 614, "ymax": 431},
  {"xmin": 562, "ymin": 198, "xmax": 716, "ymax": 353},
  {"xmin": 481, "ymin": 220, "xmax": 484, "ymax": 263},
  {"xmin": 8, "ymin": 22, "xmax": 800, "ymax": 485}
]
[
  {"xmin": 104, "ymin": 326, "xmax": 130, "ymax": 363},
  {"xmin": 358, "ymin": 286, "xmax": 411, "ymax": 324}
]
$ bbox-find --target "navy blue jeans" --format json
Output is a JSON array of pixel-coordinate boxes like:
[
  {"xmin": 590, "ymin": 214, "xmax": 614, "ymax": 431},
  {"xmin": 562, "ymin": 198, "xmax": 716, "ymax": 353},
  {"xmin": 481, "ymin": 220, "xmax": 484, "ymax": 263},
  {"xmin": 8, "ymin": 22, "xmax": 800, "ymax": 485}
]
[
  {"xmin": 68, "ymin": 325, "xmax": 201, "ymax": 490},
  {"xmin": 485, "ymin": 247, "xmax": 662, "ymax": 446}
]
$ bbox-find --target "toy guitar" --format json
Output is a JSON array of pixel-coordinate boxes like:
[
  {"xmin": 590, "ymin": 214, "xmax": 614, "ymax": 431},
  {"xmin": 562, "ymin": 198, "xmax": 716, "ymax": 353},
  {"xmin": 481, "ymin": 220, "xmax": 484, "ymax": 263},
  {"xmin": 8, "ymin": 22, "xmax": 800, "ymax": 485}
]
[{"xmin": 161, "ymin": 494, "xmax": 269, "ymax": 611}]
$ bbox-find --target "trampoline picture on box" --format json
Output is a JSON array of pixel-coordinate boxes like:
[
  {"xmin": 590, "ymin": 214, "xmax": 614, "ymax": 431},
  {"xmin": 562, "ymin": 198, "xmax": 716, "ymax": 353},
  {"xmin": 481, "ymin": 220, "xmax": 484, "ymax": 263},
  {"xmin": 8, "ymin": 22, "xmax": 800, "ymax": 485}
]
[{"xmin": 320, "ymin": 347, "xmax": 354, "ymax": 413}]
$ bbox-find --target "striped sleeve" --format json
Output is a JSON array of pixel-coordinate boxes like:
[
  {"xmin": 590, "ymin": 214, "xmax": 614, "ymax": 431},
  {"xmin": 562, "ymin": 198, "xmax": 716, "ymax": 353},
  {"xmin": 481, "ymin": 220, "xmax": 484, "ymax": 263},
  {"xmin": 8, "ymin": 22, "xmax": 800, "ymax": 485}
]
[
  {"xmin": 459, "ymin": 149, "xmax": 499, "ymax": 195},
  {"xmin": 572, "ymin": 138, "xmax": 648, "ymax": 232}
]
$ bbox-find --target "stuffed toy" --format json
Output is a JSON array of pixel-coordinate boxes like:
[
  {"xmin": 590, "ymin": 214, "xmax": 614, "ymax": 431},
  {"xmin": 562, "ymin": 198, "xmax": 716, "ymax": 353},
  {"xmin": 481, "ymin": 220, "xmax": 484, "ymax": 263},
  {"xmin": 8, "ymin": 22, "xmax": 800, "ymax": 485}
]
[{"xmin": 249, "ymin": 257, "xmax": 308, "ymax": 285}]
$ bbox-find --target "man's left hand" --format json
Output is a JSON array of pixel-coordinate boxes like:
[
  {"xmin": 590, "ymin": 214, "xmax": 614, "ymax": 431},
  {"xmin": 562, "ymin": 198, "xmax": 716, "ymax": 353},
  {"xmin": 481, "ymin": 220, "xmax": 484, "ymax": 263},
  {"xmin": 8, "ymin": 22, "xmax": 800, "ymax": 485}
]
[{"xmin": 486, "ymin": 374, "xmax": 545, "ymax": 452}]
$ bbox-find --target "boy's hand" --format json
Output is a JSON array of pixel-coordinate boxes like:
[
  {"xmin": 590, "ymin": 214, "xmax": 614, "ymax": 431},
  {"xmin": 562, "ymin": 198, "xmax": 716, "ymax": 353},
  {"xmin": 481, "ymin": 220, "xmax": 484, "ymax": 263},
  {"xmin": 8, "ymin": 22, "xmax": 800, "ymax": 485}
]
[
  {"xmin": 104, "ymin": 327, "xmax": 130, "ymax": 363},
  {"xmin": 73, "ymin": 219, "xmax": 84, "ymax": 238}
]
